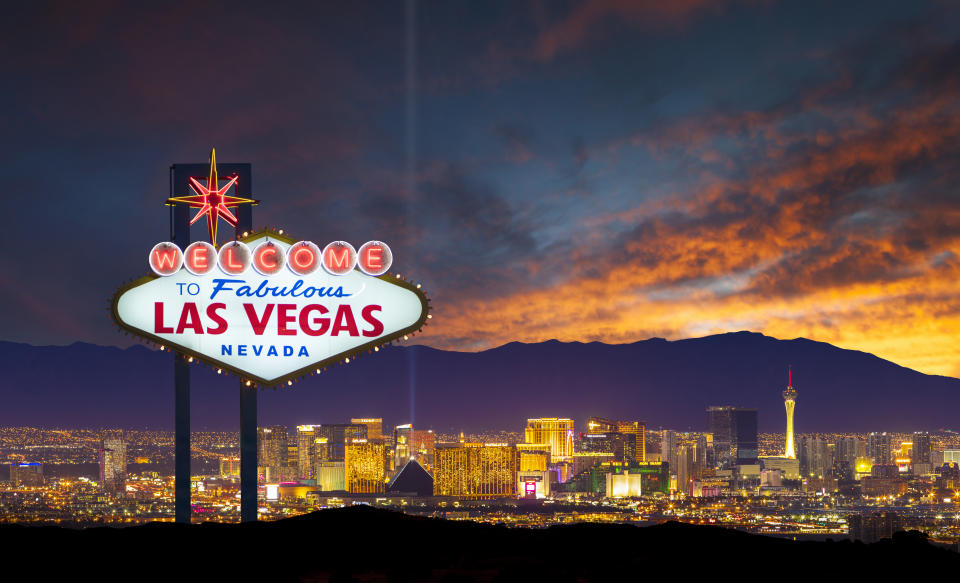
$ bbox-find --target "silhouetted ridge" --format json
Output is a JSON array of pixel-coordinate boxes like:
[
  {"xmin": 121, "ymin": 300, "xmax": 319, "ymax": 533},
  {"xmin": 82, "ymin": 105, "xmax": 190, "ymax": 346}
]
[
  {"xmin": 0, "ymin": 506, "xmax": 955, "ymax": 580},
  {"xmin": 0, "ymin": 332, "xmax": 957, "ymax": 431}
]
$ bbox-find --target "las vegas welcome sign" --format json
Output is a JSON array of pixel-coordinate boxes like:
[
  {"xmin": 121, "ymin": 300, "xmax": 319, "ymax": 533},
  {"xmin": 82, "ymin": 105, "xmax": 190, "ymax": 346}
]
[{"xmin": 111, "ymin": 230, "xmax": 430, "ymax": 387}]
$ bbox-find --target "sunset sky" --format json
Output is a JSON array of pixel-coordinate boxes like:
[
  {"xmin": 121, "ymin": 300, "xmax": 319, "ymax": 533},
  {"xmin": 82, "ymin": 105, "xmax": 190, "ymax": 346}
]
[{"xmin": 2, "ymin": 1, "xmax": 959, "ymax": 376}]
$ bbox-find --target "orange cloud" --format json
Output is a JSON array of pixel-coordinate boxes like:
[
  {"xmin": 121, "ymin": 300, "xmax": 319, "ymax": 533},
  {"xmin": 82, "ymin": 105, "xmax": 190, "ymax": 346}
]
[{"xmin": 419, "ymin": 57, "xmax": 960, "ymax": 378}]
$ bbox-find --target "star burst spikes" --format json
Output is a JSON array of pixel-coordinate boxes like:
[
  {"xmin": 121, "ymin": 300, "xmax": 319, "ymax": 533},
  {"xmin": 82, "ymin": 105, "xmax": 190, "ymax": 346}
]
[{"xmin": 166, "ymin": 149, "xmax": 258, "ymax": 246}]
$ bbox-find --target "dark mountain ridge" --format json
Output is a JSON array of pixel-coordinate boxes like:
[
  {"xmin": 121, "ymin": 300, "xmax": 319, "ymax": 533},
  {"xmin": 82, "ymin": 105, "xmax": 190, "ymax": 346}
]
[{"xmin": 0, "ymin": 331, "xmax": 956, "ymax": 432}]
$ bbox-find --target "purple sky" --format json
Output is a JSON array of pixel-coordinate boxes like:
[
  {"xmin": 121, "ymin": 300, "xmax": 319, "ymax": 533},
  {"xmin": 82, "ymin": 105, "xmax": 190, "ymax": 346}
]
[{"xmin": 2, "ymin": 1, "xmax": 960, "ymax": 376}]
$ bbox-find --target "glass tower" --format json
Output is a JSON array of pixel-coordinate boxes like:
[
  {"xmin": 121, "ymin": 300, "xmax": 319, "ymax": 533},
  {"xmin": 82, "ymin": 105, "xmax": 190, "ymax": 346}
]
[{"xmin": 706, "ymin": 406, "xmax": 758, "ymax": 469}]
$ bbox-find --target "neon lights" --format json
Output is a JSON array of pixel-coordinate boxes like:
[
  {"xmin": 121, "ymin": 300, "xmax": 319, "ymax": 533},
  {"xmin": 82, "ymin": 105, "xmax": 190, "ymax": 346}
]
[
  {"xmin": 183, "ymin": 241, "xmax": 217, "ymax": 275},
  {"xmin": 166, "ymin": 149, "xmax": 258, "ymax": 246},
  {"xmin": 322, "ymin": 241, "xmax": 357, "ymax": 275},
  {"xmin": 252, "ymin": 241, "xmax": 285, "ymax": 276},
  {"xmin": 357, "ymin": 241, "xmax": 392, "ymax": 276},
  {"xmin": 150, "ymin": 238, "xmax": 394, "ymax": 277},
  {"xmin": 149, "ymin": 242, "xmax": 183, "ymax": 276},
  {"xmin": 287, "ymin": 241, "xmax": 320, "ymax": 276},
  {"xmin": 218, "ymin": 241, "xmax": 251, "ymax": 275}
]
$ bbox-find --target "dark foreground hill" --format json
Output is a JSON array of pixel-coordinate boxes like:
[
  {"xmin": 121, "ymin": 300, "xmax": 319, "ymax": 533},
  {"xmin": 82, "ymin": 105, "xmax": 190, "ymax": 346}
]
[
  {"xmin": 1, "ymin": 331, "xmax": 958, "ymax": 431},
  {"xmin": 1, "ymin": 507, "xmax": 956, "ymax": 581}
]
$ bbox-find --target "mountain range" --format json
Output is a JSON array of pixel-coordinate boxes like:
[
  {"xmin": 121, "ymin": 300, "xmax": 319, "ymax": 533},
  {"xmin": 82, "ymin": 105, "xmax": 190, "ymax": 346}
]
[{"xmin": 0, "ymin": 331, "xmax": 957, "ymax": 433}]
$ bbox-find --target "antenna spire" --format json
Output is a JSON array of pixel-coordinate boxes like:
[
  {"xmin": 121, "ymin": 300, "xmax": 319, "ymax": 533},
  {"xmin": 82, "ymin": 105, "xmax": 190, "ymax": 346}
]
[{"xmin": 788, "ymin": 365, "xmax": 792, "ymax": 388}]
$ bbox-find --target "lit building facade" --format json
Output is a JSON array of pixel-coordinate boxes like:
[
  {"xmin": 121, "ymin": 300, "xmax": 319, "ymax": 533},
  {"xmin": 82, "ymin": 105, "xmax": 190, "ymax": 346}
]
[
  {"xmin": 434, "ymin": 443, "xmax": 517, "ymax": 499},
  {"xmin": 525, "ymin": 418, "xmax": 574, "ymax": 462},
  {"xmin": 759, "ymin": 456, "xmax": 800, "ymax": 480},
  {"xmin": 799, "ymin": 436, "xmax": 831, "ymax": 478},
  {"xmin": 517, "ymin": 443, "xmax": 551, "ymax": 499},
  {"xmin": 316, "ymin": 461, "xmax": 345, "ymax": 491},
  {"xmin": 393, "ymin": 424, "xmax": 413, "ymax": 468},
  {"xmin": 350, "ymin": 418, "xmax": 383, "ymax": 441},
  {"xmin": 10, "ymin": 462, "xmax": 43, "ymax": 487},
  {"xmin": 913, "ymin": 431, "xmax": 931, "ymax": 474},
  {"xmin": 344, "ymin": 440, "xmax": 386, "ymax": 494},
  {"xmin": 586, "ymin": 417, "xmax": 646, "ymax": 461},
  {"xmin": 317, "ymin": 424, "xmax": 367, "ymax": 462},
  {"xmin": 219, "ymin": 456, "xmax": 240, "ymax": 478},
  {"xmin": 258, "ymin": 425, "xmax": 289, "ymax": 471},
  {"xmin": 868, "ymin": 432, "xmax": 893, "ymax": 465},
  {"xmin": 296, "ymin": 425, "xmax": 321, "ymax": 479},
  {"xmin": 661, "ymin": 430, "xmax": 678, "ymax": 470},
  {"xmin": 99, "ymin": 437, "xmax": 127, "ymax": 493},
  {"xmin": 580, "ymin": 432, "xmax": 636, "ymax": 463}
]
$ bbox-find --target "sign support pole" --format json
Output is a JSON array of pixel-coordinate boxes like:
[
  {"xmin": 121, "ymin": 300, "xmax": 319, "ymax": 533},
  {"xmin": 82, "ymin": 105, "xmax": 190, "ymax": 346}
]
[
  {"xmin": 236, "ymin": 183, "xmax": 258, "ymax": 523},
  {"xmin": 170, "ymin": 178, "xmax": 191, "ymax": 524},
  {"xmin": 240, "ymin": 386, "xmax": 257, "ymax": 522}
]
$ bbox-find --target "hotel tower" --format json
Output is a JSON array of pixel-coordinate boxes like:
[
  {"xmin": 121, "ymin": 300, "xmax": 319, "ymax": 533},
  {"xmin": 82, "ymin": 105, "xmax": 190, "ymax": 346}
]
[{"xmin": 783, "ymin": 367, "xmax": 798, "ymax": 459}]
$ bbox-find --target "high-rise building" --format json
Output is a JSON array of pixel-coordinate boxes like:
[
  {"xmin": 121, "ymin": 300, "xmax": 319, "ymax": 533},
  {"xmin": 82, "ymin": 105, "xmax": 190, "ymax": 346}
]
[
  {"xmin": 799, "ymin": 436, "xmax": 831, "ymax": 478},
  {"xmin": 219, "ymin": 456, "xmax": 240, "ymax": 478},
  {"xmin": 434, "ymin": 443, "xmax": 517, "ymax": 499},
  {"xmin": 517, "ymin": 443, "xmax": 551, "ymax": 499},
  {"xmin": 783, "ymin": 367, "xmax": 797, "ymax": 459},
  {"xmin": 99, "ymin": 437, "xmax": 127, "ymax": 493},
  {"xmin": 913, "ymin": 432, "xmax": 931, "ymax": 465},
  {"xmin": 317, "ymin": 424, "xmax": 367, "ymax": 462},
  {"xmin": 344, "ymin": 440, "xmax": 386, "ymax": 494},
  {"xmin": 868, "ymin": 432, "xmax": 893, "ymax": 465},
  {"xmin": 580, "ymin": 432, "xmax": 636, "ymax": 463},
  {"xmin": 525, "ymin": 418, "xmax": 574, "ymax": 462},
  {"xmin": 706, "ymin": 406, "xmax": 758, "ymax": 468},
  {"xmin": 586, "ymin": 417, "xmax": 646, "ymax": 462},
  {"xmin": 394, "ymin": 424, "xmax": 413, "ymax": 468},
  {"xmin": 9, "ymin": 462, "xmax": 43, "ymax": 487},
  {"xmin": 661, "ymin": 430, "xmax": 678, "ymax": 470},
  {"xmin": 350, "ymin": 418, "xmax": 383, "ymax": 441},
  {"xmin": 296, "ymin": 425, "xmax": 321, "ymax": 479},
  {"xmin": 258, "ymin": 426, "xmax": 289, "ymax": 468}
]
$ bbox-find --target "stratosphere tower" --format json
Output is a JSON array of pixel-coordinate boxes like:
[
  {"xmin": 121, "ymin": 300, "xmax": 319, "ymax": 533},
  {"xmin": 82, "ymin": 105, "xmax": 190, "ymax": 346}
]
[{"xmin": 783, "ymin": 366, "xmax": 797, "ymax": 459}]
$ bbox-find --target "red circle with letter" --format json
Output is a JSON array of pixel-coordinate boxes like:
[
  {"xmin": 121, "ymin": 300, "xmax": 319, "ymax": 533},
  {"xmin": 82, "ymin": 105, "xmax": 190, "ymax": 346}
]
[
  {"xmin": 183, "ymin": 241, "xmax": 217, "ymax": 275},
  {"xmin": 357, "ymin": 241, "xmax": 393, "ymax": 276},
  {"xmin": 321, "ymin": 241, "xmax": 357, "ymax": 275},
  {"xmin": 217, "ymin": 241, "xmax": 251, "ymax": 275},
  {"xmin": 252, "ymin": 241, "xmax": 286, "ymax": 276},
  {"xmin": 287, "ymin": 241, "xmax": 321, "ymax": 276},
  {"xmin": 149, "ymin": 242, "xmax": 183, "ymax": 276}
]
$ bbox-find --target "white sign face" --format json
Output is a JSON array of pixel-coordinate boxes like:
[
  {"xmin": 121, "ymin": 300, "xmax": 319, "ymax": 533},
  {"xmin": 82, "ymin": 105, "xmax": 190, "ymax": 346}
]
[{"xmin": 112, "ymin": 233, "xmax": 428, "ymax": 386}]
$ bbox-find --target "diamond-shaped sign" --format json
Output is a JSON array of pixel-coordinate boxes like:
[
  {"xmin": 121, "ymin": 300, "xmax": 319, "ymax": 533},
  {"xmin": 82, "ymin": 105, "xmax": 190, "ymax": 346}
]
[{"xmin": 111, "ymin": 231, "xmax": 429, "ymax": 386}]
